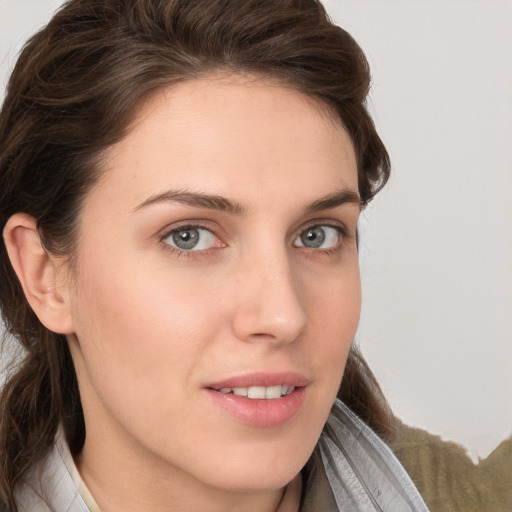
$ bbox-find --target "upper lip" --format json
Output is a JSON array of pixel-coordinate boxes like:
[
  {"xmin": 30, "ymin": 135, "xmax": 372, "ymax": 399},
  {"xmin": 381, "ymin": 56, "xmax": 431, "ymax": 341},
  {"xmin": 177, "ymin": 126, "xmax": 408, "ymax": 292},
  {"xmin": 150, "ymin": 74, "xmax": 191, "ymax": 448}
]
[{"xmin": 205, "ymin": 371, "xmax": 309, "ymax": 390}]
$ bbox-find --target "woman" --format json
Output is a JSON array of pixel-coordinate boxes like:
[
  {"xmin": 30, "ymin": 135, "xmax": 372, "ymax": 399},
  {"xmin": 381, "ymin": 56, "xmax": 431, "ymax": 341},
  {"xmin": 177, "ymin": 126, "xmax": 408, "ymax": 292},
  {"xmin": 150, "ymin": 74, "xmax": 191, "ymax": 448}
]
[{"xmin": 0, "ymin": 0, "xmax": 428, "ymax": 510}]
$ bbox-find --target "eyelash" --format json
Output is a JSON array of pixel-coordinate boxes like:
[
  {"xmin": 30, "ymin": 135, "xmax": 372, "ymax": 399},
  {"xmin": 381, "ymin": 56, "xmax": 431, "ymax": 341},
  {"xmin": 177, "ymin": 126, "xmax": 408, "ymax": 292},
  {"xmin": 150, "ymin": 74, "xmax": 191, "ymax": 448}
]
[
  {"xmin": 159, "ymin": 220, "xmax": 350, "ymax": 258},
  {"xmin": 159, "ymin": 222, "xmax": 220, "ymax": 259}
]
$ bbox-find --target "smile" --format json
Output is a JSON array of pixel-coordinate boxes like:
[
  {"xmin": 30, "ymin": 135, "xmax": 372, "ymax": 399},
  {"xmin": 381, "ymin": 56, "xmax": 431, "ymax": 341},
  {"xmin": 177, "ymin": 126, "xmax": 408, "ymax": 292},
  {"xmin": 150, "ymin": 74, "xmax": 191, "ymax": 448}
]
[
  {"xmin": 204, "ymin": 373, "xmax": 308, "ymax": 426},
  {"xmin": 216, "ymin": 385, "xmax": 296, "ymax": 399}
]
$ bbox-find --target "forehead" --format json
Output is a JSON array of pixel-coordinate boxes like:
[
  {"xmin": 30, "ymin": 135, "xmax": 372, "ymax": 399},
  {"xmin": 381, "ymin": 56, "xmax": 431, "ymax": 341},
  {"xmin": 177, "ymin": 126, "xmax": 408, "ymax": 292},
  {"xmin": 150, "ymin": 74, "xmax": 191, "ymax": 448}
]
[{"xmin": 91, "ymin": 75, "xmax": 358, "ymax": 213}]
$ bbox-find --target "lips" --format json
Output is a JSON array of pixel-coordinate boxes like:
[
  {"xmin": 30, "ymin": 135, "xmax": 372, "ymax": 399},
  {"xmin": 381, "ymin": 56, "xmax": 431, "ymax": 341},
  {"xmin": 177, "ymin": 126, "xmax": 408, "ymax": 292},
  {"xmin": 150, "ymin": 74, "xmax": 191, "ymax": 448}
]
[{"xmin": 204, "ymin": 372, "xmax": 309, "ymax": 427}]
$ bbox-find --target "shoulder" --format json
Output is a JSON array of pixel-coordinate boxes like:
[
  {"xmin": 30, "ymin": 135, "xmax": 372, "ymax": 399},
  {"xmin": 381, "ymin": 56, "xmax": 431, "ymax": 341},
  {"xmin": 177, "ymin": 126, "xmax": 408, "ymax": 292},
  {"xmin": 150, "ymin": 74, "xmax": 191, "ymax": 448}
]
[{"xmin": 391, "ymin": 422, "xmax": 512, "ymax": 512}]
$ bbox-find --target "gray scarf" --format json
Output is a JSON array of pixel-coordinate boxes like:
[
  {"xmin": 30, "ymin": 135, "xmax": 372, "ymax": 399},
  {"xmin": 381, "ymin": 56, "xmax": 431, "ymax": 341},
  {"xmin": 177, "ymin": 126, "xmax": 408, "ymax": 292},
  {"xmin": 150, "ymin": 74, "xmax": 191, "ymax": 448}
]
[{"xmin": 301, "ymin": 400, "xmax": 429, "ymax": 511}]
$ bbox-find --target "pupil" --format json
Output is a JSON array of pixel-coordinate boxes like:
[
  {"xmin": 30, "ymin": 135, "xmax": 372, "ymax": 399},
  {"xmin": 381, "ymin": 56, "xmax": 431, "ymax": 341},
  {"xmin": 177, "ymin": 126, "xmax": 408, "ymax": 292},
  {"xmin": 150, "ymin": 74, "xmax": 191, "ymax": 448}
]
[{"xmin": 173, "ymin": 228, "xmax": 199, "ymax": 250}]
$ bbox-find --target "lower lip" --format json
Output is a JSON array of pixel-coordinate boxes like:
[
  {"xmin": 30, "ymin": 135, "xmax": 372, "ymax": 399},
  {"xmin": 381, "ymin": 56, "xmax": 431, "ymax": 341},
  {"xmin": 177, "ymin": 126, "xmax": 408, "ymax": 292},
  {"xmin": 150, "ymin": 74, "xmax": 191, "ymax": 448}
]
[{"xmin": 204, "ymin": 387, "xmax": 307, "ymax": 427}]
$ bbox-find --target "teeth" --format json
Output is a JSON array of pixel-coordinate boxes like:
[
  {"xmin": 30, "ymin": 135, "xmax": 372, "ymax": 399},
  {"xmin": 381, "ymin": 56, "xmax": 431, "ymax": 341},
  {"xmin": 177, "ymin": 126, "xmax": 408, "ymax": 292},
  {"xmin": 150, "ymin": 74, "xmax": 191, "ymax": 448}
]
[
  {"xmin": 248, "ymin": 386, "xmax": 266, "ymax": 399},
  {"xmin": 265, "ymin": 385, "xmax": 282, "ymax": 399},
  {"xmin": 216, "ymin": 385, "xmax": 297, "ymax": 399}
]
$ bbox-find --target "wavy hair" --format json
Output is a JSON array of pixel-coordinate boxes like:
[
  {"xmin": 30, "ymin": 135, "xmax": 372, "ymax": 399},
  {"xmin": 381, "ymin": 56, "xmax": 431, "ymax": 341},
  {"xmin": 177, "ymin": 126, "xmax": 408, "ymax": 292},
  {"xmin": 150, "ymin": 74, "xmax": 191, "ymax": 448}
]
[{"xmin": 0, "ymin": 1, "xmax": 392, "ymax": 509}]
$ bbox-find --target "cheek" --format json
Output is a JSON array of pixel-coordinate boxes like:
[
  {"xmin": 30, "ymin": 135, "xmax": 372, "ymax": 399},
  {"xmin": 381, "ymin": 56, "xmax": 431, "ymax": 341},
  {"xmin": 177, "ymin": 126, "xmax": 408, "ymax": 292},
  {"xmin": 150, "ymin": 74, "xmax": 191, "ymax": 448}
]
[
  {"xmin": 69, "ymin": 252, "xmax": 224, "ymax": 409},
  {"xmin": 303, "ymin": 258, "xmax": 361, "ymax": 381}
]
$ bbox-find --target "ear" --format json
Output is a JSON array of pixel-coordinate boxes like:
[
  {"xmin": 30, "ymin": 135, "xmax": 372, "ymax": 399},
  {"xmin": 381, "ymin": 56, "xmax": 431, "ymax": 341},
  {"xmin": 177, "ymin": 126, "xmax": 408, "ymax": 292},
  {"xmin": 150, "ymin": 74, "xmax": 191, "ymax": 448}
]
[{"xmin": 3, "ymin": 213, "xmax": 75, "ymax": 334}]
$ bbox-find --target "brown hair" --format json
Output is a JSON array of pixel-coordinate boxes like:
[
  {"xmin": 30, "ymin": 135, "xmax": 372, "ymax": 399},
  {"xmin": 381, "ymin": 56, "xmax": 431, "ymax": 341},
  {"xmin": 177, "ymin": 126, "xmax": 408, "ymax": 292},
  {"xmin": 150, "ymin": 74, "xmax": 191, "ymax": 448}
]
[{"xmin": 0, "ymin": 0, "xmax": 393, "ymax": 509}]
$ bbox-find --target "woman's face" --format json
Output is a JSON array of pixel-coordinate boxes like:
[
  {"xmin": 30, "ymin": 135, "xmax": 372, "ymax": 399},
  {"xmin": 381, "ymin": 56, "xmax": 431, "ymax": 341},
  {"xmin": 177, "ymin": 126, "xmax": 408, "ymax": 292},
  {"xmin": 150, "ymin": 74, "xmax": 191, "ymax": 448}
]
[{"xmin": 66, "ymin": 76, "xmax": 361, "ymax": 497}]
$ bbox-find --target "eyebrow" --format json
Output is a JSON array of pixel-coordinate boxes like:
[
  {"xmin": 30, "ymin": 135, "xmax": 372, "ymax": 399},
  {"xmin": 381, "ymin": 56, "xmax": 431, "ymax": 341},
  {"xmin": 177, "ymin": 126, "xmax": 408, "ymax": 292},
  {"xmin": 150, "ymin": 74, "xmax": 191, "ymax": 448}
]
[
  {"xmin": 132, "ymin": 187, "xmax": 361, "ymax": 215},
  {"xmin": 133, "ymin": 190, "xmax": 247, "ymax": 215},
  {"xmin": 305, "ymin": 189, "xmax": 362, "ymax": 213}
]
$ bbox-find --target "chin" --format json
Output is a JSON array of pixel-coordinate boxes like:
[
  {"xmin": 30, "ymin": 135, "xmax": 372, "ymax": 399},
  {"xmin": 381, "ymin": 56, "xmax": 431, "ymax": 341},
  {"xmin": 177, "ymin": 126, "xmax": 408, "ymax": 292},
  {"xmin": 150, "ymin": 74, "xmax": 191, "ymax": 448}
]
[
  {"xmin": 192, "ymin": 437, "xmax": 313, "ymax": 493},
  {"xmin": 210, "ymin": 465, "xmax": 302, "ymax": 494}
]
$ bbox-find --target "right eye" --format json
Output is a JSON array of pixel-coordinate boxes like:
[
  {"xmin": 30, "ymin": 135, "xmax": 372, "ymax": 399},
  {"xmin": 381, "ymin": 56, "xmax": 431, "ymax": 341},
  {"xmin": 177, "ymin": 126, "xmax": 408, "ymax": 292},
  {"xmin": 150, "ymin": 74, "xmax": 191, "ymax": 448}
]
[{"xmin": 162, "ymin": 226, "xmax": 220, "ymax": 252}]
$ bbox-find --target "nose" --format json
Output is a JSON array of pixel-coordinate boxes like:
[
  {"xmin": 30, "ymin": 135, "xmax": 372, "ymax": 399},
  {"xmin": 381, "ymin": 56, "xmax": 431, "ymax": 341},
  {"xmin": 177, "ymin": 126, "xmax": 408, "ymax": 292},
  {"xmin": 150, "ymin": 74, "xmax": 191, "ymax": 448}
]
[{"xmin": 231, "ymin": 249, "xmax": 307, "ymax": 345}]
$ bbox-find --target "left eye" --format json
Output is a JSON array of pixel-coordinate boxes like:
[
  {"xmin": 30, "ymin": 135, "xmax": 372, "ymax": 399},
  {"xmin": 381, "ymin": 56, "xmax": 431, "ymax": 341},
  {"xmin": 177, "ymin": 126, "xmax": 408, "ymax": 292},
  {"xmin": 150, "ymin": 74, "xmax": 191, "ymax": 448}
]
[
  {"xmin": 162, "ymin": 227, "xmax": 218, "ymax": 251},
  {"xmin": 293, "ymin": 225, "xmax": 341, "ymax": 249}
]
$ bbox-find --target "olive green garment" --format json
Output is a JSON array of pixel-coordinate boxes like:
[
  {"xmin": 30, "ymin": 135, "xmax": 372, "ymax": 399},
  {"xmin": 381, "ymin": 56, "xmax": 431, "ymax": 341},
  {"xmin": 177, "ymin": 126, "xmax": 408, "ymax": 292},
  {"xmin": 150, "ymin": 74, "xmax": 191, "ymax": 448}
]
[{"xmin": 391, "ymin": 422, "xmax": 512, "ymax": 512}]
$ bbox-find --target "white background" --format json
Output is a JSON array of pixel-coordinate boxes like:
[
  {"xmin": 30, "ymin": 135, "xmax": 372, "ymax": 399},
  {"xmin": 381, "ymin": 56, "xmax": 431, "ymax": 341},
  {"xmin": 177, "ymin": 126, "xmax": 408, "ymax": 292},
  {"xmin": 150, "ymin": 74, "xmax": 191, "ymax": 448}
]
[{"xmin": 1, "ymin": 0, "xmax": 511, "ymax": 461}]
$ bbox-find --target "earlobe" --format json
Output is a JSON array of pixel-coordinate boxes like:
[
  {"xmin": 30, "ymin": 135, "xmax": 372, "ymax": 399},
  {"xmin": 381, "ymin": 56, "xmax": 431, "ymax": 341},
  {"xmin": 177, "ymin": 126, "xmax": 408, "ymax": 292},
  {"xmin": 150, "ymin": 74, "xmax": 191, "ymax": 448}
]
[{"xmin": 3, "ymin": 213, "xmax": 75, "ymax": 335}]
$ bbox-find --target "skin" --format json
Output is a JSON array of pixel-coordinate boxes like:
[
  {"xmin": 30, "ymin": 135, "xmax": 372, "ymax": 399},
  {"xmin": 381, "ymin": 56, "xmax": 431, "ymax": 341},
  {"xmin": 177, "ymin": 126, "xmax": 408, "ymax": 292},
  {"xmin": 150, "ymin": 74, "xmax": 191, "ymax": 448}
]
[{"xmin": 5, "ymin": 75, "xmax": 361, "ymax": 512}]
